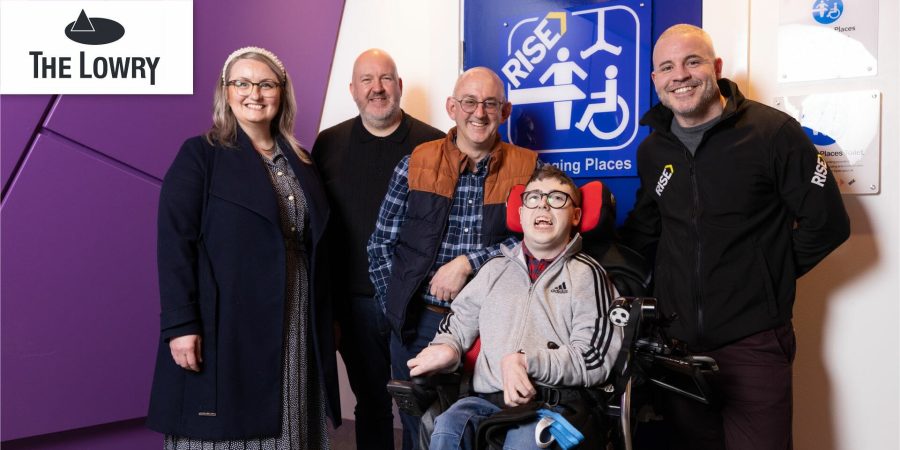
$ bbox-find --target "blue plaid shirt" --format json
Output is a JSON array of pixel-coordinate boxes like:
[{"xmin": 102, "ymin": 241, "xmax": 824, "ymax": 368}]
[{"xmin": 367, "ymin": 154, "xmax": 524, "ymax": 311}]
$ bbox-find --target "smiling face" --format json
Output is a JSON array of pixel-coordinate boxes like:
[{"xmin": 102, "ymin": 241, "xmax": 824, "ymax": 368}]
[
  {"xmin": 519, "ymin": 177, "xmax": 582, "ymax": 259},
  {"xmin": 225, "ymin": 58, "xmax": 282, "ymax": 131},
  {"xmin": 350, "ymin": 49, "xmax": 403, "ymax": 131},
  {"xmin": 651, "ymin": 27, "xmax": 724, "ymax": 127},
  {"xmin": 446, "ymin": 67, "xmax": 511, "ymax": 157}
]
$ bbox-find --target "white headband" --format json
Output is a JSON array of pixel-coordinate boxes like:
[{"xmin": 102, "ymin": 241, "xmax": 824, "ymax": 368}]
[{"xmin": 221, "ymin": 46, "xmax": 287, "ymax": 82}]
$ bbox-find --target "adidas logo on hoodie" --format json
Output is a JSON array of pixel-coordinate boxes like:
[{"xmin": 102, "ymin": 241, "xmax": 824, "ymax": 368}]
[{"xmin": 550, "ymin": 282, "xmax": 568, "ymax": 294}]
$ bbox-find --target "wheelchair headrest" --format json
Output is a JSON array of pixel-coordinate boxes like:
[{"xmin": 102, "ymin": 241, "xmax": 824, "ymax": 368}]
[{"xmin": 505, "ymin": 180, "xmax": 609, "ymax": 234}]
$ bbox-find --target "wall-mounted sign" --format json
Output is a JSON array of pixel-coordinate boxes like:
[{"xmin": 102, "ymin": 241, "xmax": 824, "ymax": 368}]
[
  {"xmin": 775, "ymin": 90, "xmax": 881, "ymax": 194},
  {"xmin": 0, "ymin": 1, "xmax": 193, "ymax": 94},
  {"xmin": 464, "ymin": 0, "xmax": 651, "ymax": 178},
  {"xmin": 778, "ymin": 0, "xmax": 878, "ymax": 82}
]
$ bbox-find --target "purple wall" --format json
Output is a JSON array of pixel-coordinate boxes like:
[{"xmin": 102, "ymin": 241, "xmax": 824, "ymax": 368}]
[
  {"xmin": 0, "ymin": 0, "xmax": 345, "ymax": 447},
  {"xmin": 0, "ymin": 96, "xmax": 53, "ymax": 192}
]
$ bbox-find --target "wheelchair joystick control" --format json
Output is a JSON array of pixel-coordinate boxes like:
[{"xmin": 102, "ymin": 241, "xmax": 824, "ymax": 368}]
[
  {"xmin": 609, "ymin": 297, "xmax": 662, "ymax": 328},
  {"xmin": 609, "ymin": 298, "xmax": 631, "ymax": 327}
]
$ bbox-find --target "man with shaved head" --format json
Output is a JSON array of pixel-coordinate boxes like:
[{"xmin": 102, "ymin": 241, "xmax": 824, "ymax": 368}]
[
  {"xmin": 368, "ymin": 67, "xmax": 539, "ymax": 448},
  {"xmin": 312, "ymin": 48, "xmax": 443, "ymax": 449},
  {"xmin": 619, "ymin": 24, "xmax": 849, "ymax": 450}
]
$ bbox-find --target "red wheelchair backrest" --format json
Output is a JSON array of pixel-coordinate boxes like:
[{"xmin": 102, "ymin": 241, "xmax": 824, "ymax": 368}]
[{"xmin": 505, "ymin": 180, "xmax": 607, "ymax": 233}]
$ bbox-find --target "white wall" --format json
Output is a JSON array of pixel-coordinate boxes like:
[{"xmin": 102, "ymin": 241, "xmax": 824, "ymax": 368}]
[
  {"xmin": 318, "ymin": 0, "xmax": 460, "ymax": 133},
  {"xmin": 321, "ymin": 1, "xmax": 900, "ymax": 448}
]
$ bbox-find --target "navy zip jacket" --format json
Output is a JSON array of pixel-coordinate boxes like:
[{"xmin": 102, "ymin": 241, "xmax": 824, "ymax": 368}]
[{"xmin": 620, "ymin": 79, "xmax": 850, "ymax": 351}]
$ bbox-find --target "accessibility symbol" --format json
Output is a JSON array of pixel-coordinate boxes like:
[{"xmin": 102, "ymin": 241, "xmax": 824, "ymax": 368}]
[
  {"xmin": 498, "ymin": 3, "xmax": 648, "ymax": 155},
  {"xmin": 811, "ymin": 0, "xmax": 843, "ymax": 25},
  {"xmin": 572, "ymin": 65, "xmax": 629, "ymax": 140}
]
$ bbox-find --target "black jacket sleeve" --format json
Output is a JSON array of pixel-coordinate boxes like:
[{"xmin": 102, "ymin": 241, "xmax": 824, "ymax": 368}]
[{"xmin": 773, "ymin": 119, "xmax": 850, "ymax": 277}]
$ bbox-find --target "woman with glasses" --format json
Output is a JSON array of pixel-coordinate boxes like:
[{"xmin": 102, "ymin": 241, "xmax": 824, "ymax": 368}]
[{"xmin": 147, "ymin": 47, "xmax": 338, "ymax": 450}]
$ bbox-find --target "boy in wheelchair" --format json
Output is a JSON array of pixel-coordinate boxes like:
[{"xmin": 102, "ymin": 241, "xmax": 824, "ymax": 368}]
[{"xmin": 406, "ymin": 165, "xmax": 624, "ymax": 449}]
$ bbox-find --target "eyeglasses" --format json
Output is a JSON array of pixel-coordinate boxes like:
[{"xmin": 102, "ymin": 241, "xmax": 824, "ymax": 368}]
[
  {"xmin": 521, "ymin": 190, "xmax": 575, "ymax": 209},
  {"xmin": 226, "ymin": 79, "xmax": 281, "ymax": 96},
  {"xmin": 454, "ymin": 97, "xmax": 504, "ymax": 114}
]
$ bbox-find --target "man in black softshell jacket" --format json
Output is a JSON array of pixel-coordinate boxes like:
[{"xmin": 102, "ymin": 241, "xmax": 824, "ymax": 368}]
[{"xmin": 619, "ymin": 24, "xmax": 850, "ymax": 450}]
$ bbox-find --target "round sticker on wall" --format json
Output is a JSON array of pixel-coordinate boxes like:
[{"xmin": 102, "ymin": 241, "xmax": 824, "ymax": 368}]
[{"xmin": 811, "ymin": 0, "xmax": 844, "ymax": 25}]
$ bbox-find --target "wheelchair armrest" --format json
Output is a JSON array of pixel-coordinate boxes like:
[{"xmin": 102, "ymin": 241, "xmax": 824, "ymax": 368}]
[
  {"xmin": 413, "ymin": 372, "xmax": 461, "ymax": 388},
  {"xmin": 637, "ymin": 351, "xmax": 719, "ymax": 405},
  {"xmin": 387, "ymin": 379, "xmax": 435, "ymax": 417},
  {"xmin": 386, "ymin": 372, "xmax": 465, "ymax": 417}
]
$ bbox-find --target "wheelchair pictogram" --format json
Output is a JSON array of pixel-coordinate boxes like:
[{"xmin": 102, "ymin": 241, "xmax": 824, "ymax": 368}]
[{"xmin": 574, "ymin": 65, "xmax": 629, "ymax": 140}]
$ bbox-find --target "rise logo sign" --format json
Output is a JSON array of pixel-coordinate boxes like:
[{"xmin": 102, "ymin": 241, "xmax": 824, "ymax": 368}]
[
  {"xmin": 655, "ymin": 164, "xmax": 674, "ymax": 196},
  {"xmin": 810, "ymin": 153, "xmax": 829, "ymax": 188},
  {"xmin": 488, "ymin": 0, "xmax": 650, "ymax": 169},
  {"xmin": 1, "ymin": 1, "xmax": 193, "ymax": 94}
]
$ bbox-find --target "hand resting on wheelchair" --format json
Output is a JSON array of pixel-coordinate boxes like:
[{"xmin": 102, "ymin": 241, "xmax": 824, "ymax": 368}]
[{"xmin": 410, "ymin": 344, "xmax": 539, "ymax": 408}]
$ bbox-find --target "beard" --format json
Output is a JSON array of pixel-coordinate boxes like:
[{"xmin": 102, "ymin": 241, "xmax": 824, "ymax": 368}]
[{"xmin": 359, "ymin": 100, "xmax": 400, "ymax": 127}]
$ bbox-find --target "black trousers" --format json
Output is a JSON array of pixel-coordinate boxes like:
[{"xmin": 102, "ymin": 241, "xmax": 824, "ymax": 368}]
[
  {"xmin": 661, "ymin": 323, "xmax": 796, "ymax": 450},
  {"xmin": 337, "ymin": 295, "xmax": 395, "ymax": 450}
]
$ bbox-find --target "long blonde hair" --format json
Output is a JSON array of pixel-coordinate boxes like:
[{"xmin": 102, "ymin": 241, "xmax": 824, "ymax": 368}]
[{"xmin": 206, "ymin": 49, "xmax": 310, "ymax": 163}]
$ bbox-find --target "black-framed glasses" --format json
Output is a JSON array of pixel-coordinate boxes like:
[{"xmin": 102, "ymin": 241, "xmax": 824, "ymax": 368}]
[
  {"xmin": 454, "ymin": 97, "xmax": 504, "ymax": 114},
  {"xmin": 226, "ymin": 79, "xmax": 281, "ymax": 96},
  {"xmin": 521, "ymin": 190, "xmax": 575, "ymax": 209}
]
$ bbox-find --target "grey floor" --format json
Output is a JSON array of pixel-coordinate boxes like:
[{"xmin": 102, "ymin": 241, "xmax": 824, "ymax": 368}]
[{"xmin": 328, "ymin": 420, "xmax": 404, "ymax": 450}]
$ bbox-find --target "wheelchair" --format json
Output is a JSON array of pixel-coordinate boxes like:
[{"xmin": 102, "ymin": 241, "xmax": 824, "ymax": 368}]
[{"xmin": 388, "ymin": 180, "xmax": 719, "ymax": 449}]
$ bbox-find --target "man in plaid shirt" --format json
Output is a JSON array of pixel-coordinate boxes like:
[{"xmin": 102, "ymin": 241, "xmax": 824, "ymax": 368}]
[{"xmin": 367, "ymin": 67, "xmax": 539, "ymax": 450}]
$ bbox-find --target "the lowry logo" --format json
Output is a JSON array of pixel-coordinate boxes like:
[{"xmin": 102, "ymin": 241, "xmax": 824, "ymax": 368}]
[
  {"xmin": 31, "ymin": 7, "xmax": 159, "ymax": 87},
  {"xmin": 0, "ymin": 0, "xmax": 193, "ymax": 94},
  {"xmin": 65, "ymin": 9, "xmax": 125, "ymax": 45}
]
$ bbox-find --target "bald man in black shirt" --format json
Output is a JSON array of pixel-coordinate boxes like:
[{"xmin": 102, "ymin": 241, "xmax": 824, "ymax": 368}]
[{"xmin": 312, "ymin": 48, "xmax": 444, "ymax": 450}]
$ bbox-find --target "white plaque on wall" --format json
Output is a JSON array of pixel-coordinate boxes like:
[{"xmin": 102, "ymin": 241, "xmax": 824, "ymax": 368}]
[
  {"xmin": 775, "ymin": 90, "xmax": 881, "ymax": 195},
  {"xmin": 778, "ymin": 0, "xmax": 878, "ymax": 82}
]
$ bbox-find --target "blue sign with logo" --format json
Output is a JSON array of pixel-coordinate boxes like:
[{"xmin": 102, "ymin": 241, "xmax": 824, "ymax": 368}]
[
  {"xmin": 812, "ymin": 0, "xmax": 844, "ymax": 24},
  {"xmin": 465, "ymin": 0, "xmax": 651, "ymax": 178},
  {"xmin": 802, "ymin": 126, "xmax": 837, "ymax": 145}
]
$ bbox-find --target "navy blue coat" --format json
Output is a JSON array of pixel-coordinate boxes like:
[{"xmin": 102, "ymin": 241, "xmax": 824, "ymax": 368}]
[{"xmin": 147, "ymin": 129, "xmax": 340, "ymax": 439}]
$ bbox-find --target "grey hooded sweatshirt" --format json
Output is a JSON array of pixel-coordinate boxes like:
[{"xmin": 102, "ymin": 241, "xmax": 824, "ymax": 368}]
[{"xmin": 431, "ymin": 234, "xmax": 623, "ymax": 394}]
